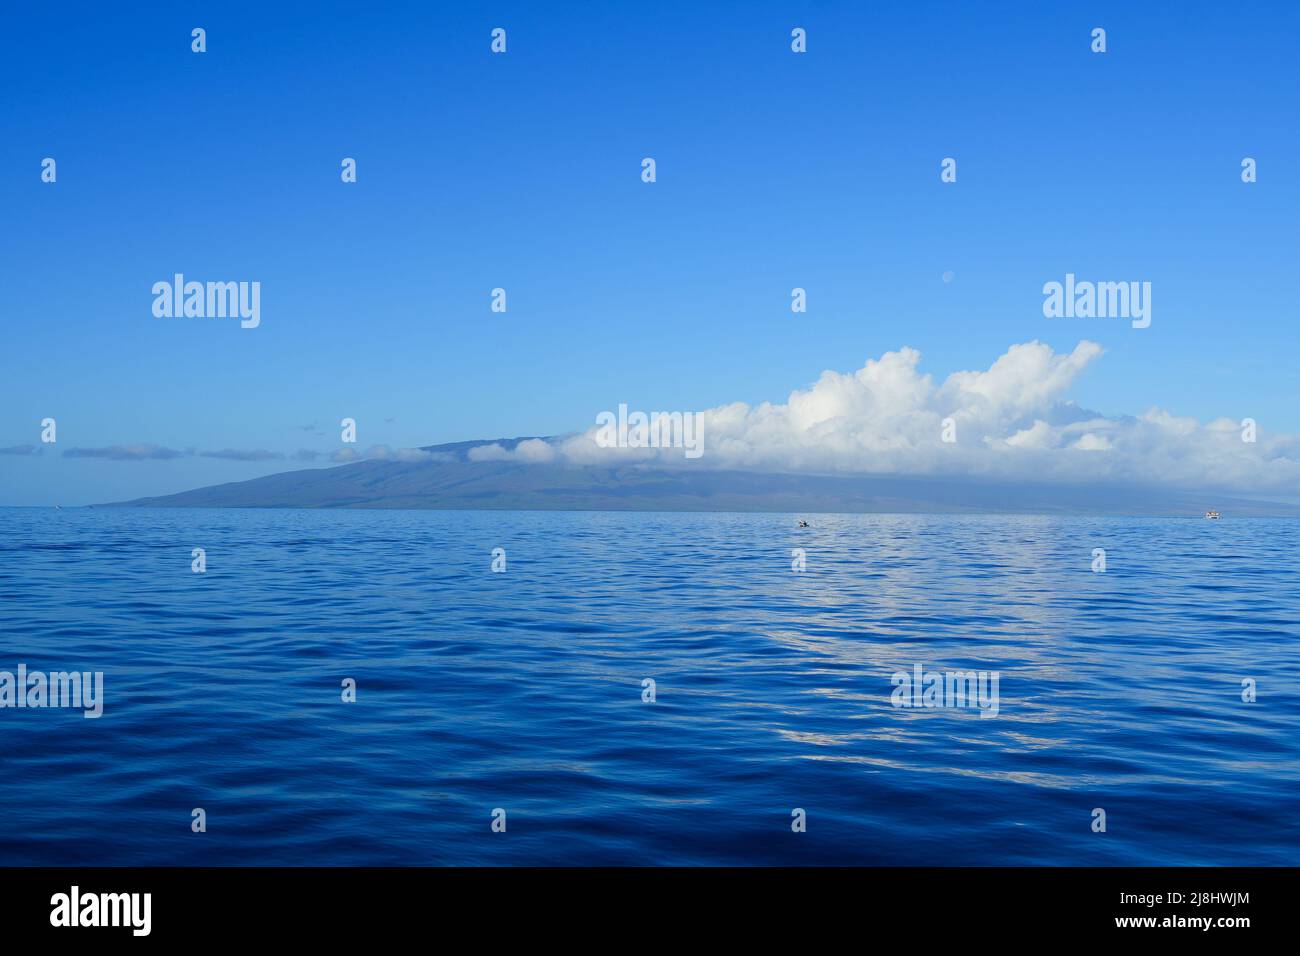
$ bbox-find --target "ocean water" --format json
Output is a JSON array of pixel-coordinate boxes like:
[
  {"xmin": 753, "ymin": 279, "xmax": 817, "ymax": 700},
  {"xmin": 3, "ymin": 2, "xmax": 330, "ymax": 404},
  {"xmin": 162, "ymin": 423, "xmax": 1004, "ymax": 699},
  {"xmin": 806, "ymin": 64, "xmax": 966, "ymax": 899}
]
[{"xmin": 0, "ymin": 507, "xmax": 1297, "ymax": 866}]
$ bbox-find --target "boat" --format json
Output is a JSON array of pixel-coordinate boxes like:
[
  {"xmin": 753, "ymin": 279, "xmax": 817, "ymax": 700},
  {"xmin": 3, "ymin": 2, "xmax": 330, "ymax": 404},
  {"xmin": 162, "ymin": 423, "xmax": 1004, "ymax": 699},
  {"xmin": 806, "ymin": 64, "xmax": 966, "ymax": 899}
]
[{"xmin": 1205, "ymin": 510, "xmax": 1220, "ymax": 519}]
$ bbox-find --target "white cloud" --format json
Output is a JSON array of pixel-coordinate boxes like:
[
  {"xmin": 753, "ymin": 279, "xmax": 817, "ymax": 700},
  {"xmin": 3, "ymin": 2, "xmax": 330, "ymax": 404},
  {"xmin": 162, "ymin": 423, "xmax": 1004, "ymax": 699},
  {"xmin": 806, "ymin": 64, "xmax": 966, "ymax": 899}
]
[
  {"xmin": 528, "ymin": 340, "xmax": 1299, "ymax": 494},
  {"xmin": 468, "ymin": 443, "xmax": 511, "ymax": 462},
  {"xmin": 513, "ymin": 438, "xmax": 557, "ymax": 463},
  {"xmin": 1071, "ymin": 433, "xmax": 1112, "ymax": 452},
  {"xmin": 1002, "ymin": 420, "xmax": 1053, "ymax": 449},
  {"xmin": 467, "ymin": 439, "xmax": 556, "ymax": 464}
]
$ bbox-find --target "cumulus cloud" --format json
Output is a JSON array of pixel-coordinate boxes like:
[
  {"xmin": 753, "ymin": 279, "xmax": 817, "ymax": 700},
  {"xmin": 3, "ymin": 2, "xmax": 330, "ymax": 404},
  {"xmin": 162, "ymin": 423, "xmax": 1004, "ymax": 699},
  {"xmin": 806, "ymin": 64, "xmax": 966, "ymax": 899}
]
[
  {"xmin": 469, "ymin": 438, "xmax": 557, "ymax": 464},
  {"xmin": 363, "ymin": 444, "xmax": 449, "ymax": 463},
  {"xmin": 514, "ymin": 340, "xmax": 1297, "ymax": 494},
  {"xmin": 64, "ymin": 444, "xmax": 186, "ymax": 461},
  {"xmin": 467, "ymin": 443, "xmax": 511, "ymax": 462},
  {"xmin": 514, "ymin": 437, "xmax": 558, "ymax": 463},
  {"xmin": 39, "ymin": 342, "xmax": 1296, "ymax": 496}
]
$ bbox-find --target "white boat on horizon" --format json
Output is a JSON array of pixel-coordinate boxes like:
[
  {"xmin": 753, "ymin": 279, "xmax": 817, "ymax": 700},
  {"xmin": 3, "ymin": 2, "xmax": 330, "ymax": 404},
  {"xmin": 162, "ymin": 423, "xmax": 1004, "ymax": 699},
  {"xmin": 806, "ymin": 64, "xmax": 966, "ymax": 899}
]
[{"xmin": 1205, "ymin": 510, "xmax": 1220, "ymax": 519}]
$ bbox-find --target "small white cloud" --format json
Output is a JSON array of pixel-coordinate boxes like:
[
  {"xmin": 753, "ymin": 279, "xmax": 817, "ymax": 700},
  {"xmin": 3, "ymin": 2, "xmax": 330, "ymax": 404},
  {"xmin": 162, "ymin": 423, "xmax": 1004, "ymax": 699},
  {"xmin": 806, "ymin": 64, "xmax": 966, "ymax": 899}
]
[
  {"xmin": 468, "ymin": 443, "xmax": 511, "ymax": 462},
  {"xmin": 465, "ymin": 439, "xmax": 557, "ymax": 464},
  {"xmin": 514, "ymin": 438, "xmax": 556, "ymax": 463},
  {"xmin": 1003, "ymin": 420, "xmax": 1053, "ymax": 449},
  {"xmin": 1071, "ymin": 433, "xmax": 1112, "ymax": 452}
]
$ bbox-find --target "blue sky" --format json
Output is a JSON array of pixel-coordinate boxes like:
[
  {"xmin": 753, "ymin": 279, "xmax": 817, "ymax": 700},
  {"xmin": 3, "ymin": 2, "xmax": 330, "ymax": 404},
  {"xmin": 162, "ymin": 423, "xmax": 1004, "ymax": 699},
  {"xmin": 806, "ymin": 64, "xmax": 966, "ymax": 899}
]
[{"xmin": 1, "ymin": 1, "xmax": 1297, "ymax": 505}]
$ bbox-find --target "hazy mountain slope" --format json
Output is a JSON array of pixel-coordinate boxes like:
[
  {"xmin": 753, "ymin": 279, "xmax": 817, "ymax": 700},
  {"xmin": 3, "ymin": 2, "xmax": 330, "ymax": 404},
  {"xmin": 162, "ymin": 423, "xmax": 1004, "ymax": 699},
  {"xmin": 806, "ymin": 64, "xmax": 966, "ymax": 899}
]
[{"xmin": 103, "ymin": 439, "xmax": 1300, "ymax": 515}]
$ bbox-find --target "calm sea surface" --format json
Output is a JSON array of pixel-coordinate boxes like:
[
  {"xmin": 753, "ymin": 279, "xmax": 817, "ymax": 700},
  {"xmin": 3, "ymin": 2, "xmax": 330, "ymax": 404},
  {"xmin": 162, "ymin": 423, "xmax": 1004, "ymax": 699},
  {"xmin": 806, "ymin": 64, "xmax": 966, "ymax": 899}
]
[{"xmin": 1, "ymin": 508, "xmax": 1297, "ymax": 865}]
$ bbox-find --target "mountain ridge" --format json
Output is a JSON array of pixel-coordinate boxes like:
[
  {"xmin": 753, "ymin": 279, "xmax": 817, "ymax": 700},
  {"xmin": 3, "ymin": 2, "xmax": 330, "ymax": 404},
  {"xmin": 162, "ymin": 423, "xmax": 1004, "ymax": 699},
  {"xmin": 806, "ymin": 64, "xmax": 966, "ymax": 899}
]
[{"xmin": 100, "ymin": 438, "xmax": 1300, "ymax": 516}]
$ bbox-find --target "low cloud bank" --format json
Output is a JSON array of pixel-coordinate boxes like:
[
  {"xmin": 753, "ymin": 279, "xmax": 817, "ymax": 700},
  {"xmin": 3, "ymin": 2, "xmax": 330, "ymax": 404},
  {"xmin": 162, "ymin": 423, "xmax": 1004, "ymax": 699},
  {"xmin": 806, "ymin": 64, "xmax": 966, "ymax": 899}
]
[{"xmin": 482, "ymin": 340, "xmax": 1298, "ymax": 494}]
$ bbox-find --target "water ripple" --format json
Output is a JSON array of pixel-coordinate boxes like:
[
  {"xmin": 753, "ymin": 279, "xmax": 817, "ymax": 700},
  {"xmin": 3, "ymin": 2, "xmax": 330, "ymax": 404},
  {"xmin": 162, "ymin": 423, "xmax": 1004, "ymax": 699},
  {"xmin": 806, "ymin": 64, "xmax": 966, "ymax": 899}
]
[{"xmin": 0, "ymin": 508, "xmax": 1297, "ymax": 865}]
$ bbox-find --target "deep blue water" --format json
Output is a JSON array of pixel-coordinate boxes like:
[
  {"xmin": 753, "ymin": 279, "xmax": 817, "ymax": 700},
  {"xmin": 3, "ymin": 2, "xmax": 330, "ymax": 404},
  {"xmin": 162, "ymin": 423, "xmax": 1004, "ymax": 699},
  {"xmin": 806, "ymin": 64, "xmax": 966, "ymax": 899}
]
[{"xmin": 0, "ymin": 508, "xmax": 1297, "ymax": 865}]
